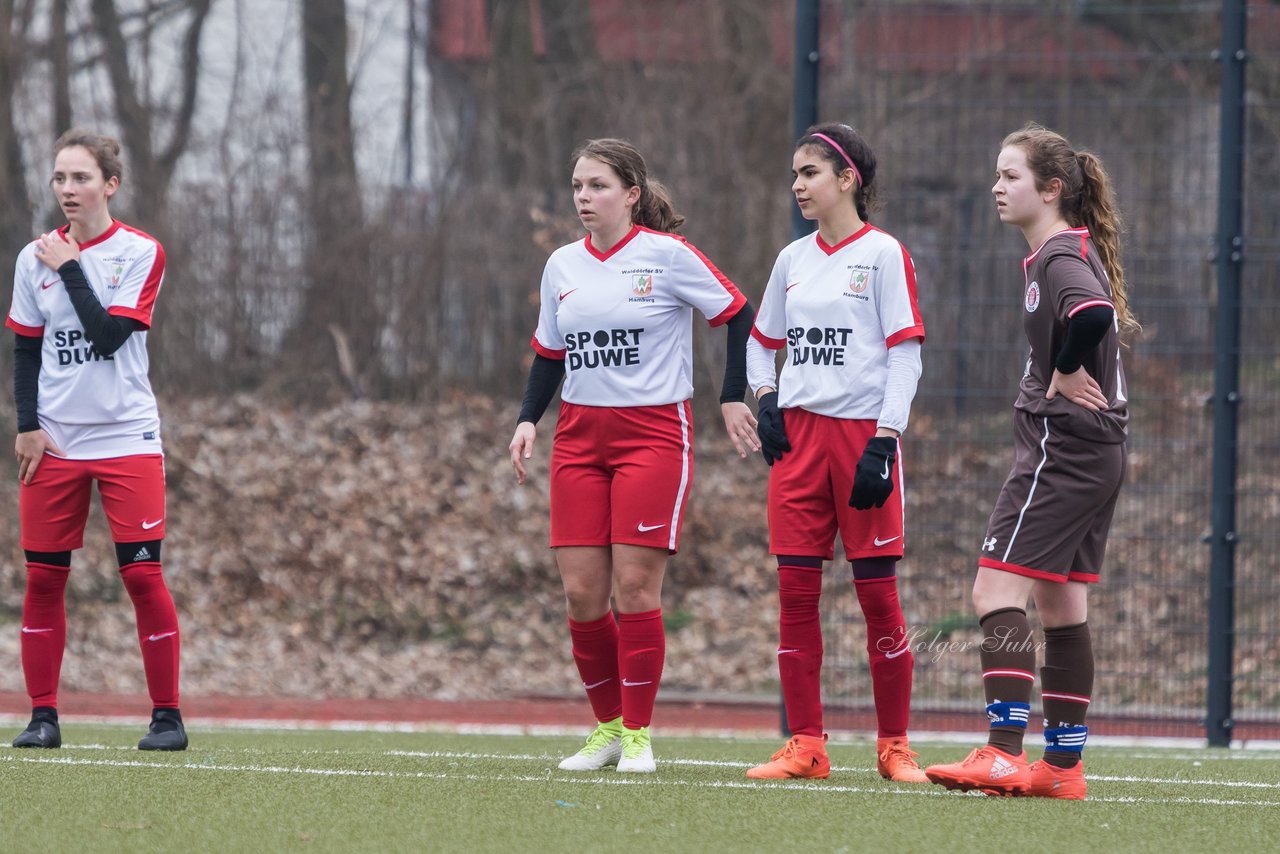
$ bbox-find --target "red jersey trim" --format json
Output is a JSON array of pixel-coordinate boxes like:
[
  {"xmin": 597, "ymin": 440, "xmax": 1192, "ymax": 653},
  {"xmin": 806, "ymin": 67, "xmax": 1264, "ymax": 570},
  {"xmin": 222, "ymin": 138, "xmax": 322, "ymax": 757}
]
[
  {"xmin": 107, "ymin": 306, "xmax": 151, "ymax": 328},
  {"xmin": 886, "ymin": 325, "xmax": 926, "ymax": 348},
  {"xmin": 750, "ymin": 326, "xmax": 785, "ymax": 350},
  {"xmin": 530, "ymin": 334, "xmax": 566, "ymax": 360},
  {"xmin": 1066, "ymin": 299, "xmax": 1114, "ymax": 317},
  {"xmin": 815, "ymin": 222, "xmax": 873, "ymax": 256},
  {"xmin": 58, "ymin": 219, "xmax": 122, "ymax": 250},
  {"xmin": 876, "ymin": 228, "xmax": 926, "ymax": 347},
  {"xmin": 708, "ymin": 292, "xmax": 747, "ymax": 327},
  {"xmin": 1068, "ymin": 570, "xmax": 1100, "ymax": 584},
  {"xmin": 6, "ymin": 318, "xmax": 43, "ymax": 336},
  {"xmin": 583, "ymin": 224, "xmax": 641, "ymax": 262},
  {"xmin": 1023, "ymin": 227, "xmax": 1090, "ymax": 267},
  {"xmin": 115, "ymin": 222, "xmax": 165, "ymax": 326}
]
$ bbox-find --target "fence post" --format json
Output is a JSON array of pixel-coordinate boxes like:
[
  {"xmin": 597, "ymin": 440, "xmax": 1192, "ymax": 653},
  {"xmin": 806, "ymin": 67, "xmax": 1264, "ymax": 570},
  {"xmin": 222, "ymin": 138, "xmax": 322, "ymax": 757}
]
[{"xmin": 1206, "ymin": 0, "xmax": 1247, "ymax": 749}]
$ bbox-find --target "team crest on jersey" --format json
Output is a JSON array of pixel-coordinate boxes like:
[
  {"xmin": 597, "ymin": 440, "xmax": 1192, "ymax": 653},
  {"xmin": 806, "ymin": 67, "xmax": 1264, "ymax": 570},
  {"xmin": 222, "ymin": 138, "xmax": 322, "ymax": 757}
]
[
  {"xmin": 1025, "ymin": 280, "xmax": 1041, "ymax": 312},
  {"xmin": 848, "ymin": 270, "xmax": 870, "ymax": 294},
  {"xmin": 111, "ymin": 264, "xmax": 123, "ymax": 286},
  {"xmin": 632, "ymin": 274, "xmax": 653, "ymax": 296}
]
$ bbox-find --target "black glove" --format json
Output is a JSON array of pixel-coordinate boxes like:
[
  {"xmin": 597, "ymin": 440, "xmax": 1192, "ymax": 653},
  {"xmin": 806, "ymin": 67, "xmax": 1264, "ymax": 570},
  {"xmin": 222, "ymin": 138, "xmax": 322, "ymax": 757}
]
[
  {"xmin": 755, "ymin": 392, "xmax": 791, "ymax": 466},
  {"xmin": 849, "ymin": 436, "xmax": 897, "ymax": 509}
]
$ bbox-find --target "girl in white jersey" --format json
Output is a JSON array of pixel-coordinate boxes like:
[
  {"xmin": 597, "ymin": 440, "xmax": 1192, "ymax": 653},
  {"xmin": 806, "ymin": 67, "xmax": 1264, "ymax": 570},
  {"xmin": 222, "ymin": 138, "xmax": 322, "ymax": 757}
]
[
  {"xmin": 744, "ymin": 123, "xmax": 928, "ymax": 782},
  {"xmin": 7, "ymin": 129, "xmax": 185, "ymax": 751},
  {"xmin": 509, "ymin": 138, "xmax": 757, "ymax": 773}
]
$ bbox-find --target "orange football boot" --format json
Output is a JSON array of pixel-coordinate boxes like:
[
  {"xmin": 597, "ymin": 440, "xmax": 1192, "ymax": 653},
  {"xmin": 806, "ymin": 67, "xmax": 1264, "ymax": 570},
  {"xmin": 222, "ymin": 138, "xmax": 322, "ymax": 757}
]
[
  {"xmin": 925, "ymin": 745, "xmax": 1031, "ymax": 796},
  {"xmin": 1026, "ymin": 758, "xmax": 1087, "ymax": 799},
  {"xmin": 876, "ymin": 737, "xmax": 929, "ymax": 783},
  {"xmin": 746, "ymin": 733, "xmax": 830, "ymax": 779}
]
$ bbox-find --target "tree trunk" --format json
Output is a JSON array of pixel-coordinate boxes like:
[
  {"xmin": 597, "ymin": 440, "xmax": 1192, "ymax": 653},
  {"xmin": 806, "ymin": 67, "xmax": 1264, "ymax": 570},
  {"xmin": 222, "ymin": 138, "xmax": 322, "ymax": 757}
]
[
  {"xmin": 0, "ymin": 0, "xmax": 31, "ymax": 253},
  {"xmin": 290, "ymin": 0, "xmax": 377, "ymax": 396}
]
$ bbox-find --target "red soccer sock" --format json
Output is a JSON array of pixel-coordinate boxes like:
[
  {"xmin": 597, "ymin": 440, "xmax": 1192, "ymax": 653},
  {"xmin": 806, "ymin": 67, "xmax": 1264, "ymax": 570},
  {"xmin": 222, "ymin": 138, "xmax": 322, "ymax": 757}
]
[
  {"xmin": 21, "ymin": 563, "xmax": 70, "ymax": 709},
  {"xmin": 777, "ymin": 562, "xmax": 824, "ymax": 737},
  {"xmin": 617, "ymin": 609, "xmax": 665, "ymax": 730},
  {"xmin": 120, "ymin": 562, "xmax": 181, "ymax": 708},
  {"xmin": 855, "ymin": 576, "xmax": 913, "ymax": 739},
  {"xmin": 568, "ymin": 612, "xmax": 622, "ymax": 723}
]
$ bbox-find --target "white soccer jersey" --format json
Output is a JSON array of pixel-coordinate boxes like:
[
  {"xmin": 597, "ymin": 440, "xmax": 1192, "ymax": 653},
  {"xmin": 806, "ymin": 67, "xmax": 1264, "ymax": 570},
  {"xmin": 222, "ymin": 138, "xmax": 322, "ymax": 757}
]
[
  {"xmin": 7, "ymin": 220, "xmax": 165, "ymax": 459},
  {"xmin": 749, "ymin": 224, "xmax": 924, "ymax": 419},
  {"xmin": 532, "ymin": 225, "xmax": 746, "ymax": 407}
]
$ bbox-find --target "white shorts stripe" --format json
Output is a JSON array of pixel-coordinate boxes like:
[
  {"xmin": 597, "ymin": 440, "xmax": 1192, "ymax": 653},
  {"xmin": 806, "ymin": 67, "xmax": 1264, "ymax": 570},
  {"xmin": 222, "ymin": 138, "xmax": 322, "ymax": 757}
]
[
  {"xmin": 667, "ymin": 402, "xmax": 692, "ymax": 551},
  {"xmin": 1003, "ymin": 417, "xmax": 1051, "ymax": 563}
]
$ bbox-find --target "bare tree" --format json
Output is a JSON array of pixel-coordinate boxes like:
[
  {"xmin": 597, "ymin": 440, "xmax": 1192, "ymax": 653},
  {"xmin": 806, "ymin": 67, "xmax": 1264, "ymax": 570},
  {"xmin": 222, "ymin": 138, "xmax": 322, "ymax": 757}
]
[
  {"xmin": 290, "ymin": 0, "xmax": 377, "ymax": 396},
  {"xmin": 0, "ymin": 0, "xmax": 35, "ymax": 253},
  {"xmin": 88, "ymin": 0, "xmax": 212, "ymax": 228}
]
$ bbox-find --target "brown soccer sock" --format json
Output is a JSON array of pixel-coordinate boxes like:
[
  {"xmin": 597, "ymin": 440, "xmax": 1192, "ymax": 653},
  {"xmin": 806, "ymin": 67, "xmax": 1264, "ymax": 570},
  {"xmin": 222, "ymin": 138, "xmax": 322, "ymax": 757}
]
[
  {"xmin": 979, "ymin": 607, "xmax": 1036, "ymax": 755},
  {"xmin": 1039, "ymin": 621, "xmax": 1094, "ymax": 768}
]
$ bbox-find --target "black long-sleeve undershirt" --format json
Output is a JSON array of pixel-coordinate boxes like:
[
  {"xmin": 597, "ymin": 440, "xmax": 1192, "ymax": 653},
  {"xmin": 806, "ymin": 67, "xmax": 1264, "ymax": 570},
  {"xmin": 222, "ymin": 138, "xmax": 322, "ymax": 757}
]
[
  {"xmin": 13, "ymin": 333, "xmax": 41, "ymax": 432},
  {"xmin": 719, "ymin": 300, "xmax": 754, "ymax": 404},
  {"xmin": 516, "ymin": 355, "xmax": 567, "ymax": 426},
  {"xmin": 1054, "ymin": 304, "xmax": 1114, "ymax": 374},
  {"xmin": 57, "ymin": 260, "xmax": 143, "ymax": 356}
]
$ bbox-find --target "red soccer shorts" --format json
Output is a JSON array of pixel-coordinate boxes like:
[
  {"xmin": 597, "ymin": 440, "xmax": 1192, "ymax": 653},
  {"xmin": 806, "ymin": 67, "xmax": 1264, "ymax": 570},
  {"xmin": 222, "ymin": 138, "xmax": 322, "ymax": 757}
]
[
  {"xmin": 550, "ymin": 401, "xmax": 694, "ymax": 553},
  {"xmin": 767, "ymin": 408, "xmax": 905, "ymax": 561},
  {"xmin": 20, "ymin": 454, "xmax": 166, "ymax": 551}
]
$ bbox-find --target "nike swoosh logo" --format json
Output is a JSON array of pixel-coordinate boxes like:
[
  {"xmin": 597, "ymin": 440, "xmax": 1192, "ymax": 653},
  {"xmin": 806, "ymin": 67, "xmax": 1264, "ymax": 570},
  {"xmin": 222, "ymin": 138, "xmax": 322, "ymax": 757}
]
[
  {"xmin": 141, "ymin": 519, "xmax": 163, "ymax": 530},
  {"xmin": 559, "ymin": 289, "xmax": 579, "ymax": 302},
  {"xmin": 39, "ymin": 280, "xmax": 59, "ymax": 290},
  {"xmin": 873, "ymin": 535, "xmax": 901, "ymax": 547},
  {"xmin": 785, "ymin": 282, "xmax": 800, "ymax": 292},
  {"xmin": 22, "ymin": 626, "xmax": 54, "ymax": 634},
  {"xmin": 881, "ymin": 459, "xmax": 891, "ymax": 479},
  {"xmin": 582, "ymin": 678, "xmax": 612, "ymax": 690},
  {"xmin": 621, "ymin": 679, "xmax": 653, "ymax": 687},
  {"xmin": 776, "ymin": 648, "xmax": 801, "ymax": 656},
  {"xmin": 636, "ymin": 522, "xmax": 666, "ymax": 532},
  {"xmin": 884, "ymin": 645, "xmax": 910, "ymax": 660},
  {"xmin": 147, "ymin": 631, "xmax": 178, "ymax": 642}
]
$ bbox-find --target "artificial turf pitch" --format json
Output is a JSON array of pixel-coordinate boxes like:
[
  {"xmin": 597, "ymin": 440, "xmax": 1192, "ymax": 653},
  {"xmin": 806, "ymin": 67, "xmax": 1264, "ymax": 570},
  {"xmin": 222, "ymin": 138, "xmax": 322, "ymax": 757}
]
[{"xmin": 4, "ymin": 727, "xmax": 1279, "ymax": 853}]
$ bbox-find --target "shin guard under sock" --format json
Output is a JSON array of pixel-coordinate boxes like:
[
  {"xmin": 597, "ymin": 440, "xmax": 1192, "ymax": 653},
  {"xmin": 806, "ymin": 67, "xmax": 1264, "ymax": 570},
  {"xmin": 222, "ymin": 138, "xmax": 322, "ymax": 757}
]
[
  {"xmin": 120, "ymin": 563, "xmax": 181, "ymax": 708},
  {"xmin": 979, "ymin": 607, "xmax": 1035, "ymax": 755}
]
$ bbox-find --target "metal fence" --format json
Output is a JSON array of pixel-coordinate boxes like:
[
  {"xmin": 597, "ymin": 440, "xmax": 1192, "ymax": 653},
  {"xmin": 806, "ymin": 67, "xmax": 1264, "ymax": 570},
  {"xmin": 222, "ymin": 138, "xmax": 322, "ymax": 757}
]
[{"xmin": 807, "ymin": 0, "xmax": 1280, "ymax": 741}]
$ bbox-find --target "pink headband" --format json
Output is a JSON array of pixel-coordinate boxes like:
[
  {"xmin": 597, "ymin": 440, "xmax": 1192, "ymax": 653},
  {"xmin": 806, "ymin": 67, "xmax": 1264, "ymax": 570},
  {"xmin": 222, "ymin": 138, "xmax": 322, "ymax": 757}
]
[{"xmin": 810, "ymin": 133, "xmax": 863, "ymax": 187}]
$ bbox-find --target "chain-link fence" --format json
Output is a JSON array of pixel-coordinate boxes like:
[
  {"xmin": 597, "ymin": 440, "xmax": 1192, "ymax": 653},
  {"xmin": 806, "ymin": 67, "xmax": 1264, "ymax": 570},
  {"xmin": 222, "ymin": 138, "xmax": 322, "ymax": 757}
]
[{"xmin": 806, "ymin": 0, "xmax": 1279, "ymax": 741}]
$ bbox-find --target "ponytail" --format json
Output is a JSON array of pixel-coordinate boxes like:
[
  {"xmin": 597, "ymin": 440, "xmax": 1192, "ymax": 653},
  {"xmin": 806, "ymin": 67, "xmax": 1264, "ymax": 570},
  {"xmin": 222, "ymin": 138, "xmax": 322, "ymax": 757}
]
[
  {"xmin": 633, "ymin": 179, "xmax": 685, "ymax": 234},
  {"xmin": 1076, "ymin": 151, "xmax": 1139, "ymax": 334},
  {"xmin": 1003, "ymin": 123, "xmax": 1139, "ymax": 336},
  {"xmin": 571, "ymin": 138, "xmax": 685, "ymax": 235}
]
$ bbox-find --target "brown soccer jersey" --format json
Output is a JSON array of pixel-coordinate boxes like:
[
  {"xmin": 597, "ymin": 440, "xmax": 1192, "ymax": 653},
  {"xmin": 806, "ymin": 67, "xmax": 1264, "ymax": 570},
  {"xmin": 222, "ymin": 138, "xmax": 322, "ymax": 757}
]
[
  {"xmin": 1015, "ymin": 228, "xmax": 1128, "ymax": 444},
  {"xmin": 978, "ymin": 228, "xmax": 1128, "ymax": 582}
]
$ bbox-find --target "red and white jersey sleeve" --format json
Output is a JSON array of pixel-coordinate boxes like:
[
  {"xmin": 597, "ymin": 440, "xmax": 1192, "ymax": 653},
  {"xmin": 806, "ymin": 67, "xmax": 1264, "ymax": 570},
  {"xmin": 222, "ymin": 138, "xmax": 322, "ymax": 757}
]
[
  {"xmin": 531, "ymin": 225, "xmax": 745, "ymax": 407},
  {"xmin": 6, "ymin": 220, "xmax": 165, "ymax": 459},
  {"xmin": 749, "ymin": 224, "xmax": 925, "ymax": 419}
]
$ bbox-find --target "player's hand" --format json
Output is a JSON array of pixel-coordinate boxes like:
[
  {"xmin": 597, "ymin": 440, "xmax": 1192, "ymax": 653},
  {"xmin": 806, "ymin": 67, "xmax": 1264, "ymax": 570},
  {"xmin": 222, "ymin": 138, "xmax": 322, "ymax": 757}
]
[
  {"xmin": 849, "ymin": 436, "xmax": 897, "ymax": 510},
  {"xmin": 755, "ymin": 391, "xmax": 790, "ymax": 466},
  {"xmin": 15, "ymin": 429, "xmax": 65, "ymax": 485},
  {"xmin": 508, "ymin": 421, "xmax": 537, "ymax": 485},
  {"xmin": 720, "ymin": 401, "xmax": 759, "ymax": 459},
  {"xmin": 33, "ymin": 231, "xmax": 80, "ymax": 272},
  {"xmin": 1046, "ymin": 367, "xmax": 1108, "ymax": 412}
]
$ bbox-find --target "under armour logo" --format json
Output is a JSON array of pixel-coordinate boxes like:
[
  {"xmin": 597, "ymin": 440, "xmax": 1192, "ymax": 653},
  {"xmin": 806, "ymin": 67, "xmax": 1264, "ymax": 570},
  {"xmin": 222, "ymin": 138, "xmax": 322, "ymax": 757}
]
[{"xmin": 982, "ymin": 537, "xmax": 997, "ymax": 552}]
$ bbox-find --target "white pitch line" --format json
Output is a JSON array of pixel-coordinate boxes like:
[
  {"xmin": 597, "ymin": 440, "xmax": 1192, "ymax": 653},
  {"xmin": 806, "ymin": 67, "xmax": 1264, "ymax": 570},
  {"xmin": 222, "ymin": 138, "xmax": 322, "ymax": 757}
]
[{"xmin": 11, "ymin": 752, "xmax": 1279, "ymax": 807}]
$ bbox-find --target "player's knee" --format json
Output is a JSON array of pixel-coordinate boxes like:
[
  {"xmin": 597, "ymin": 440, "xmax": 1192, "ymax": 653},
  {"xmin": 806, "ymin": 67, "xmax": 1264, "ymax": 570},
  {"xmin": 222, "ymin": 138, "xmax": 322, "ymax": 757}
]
[
  {"xmin": 24, "ymin": 550, "xmax": 71, "ymax": 568},
  {"xmin": 115, "ymin": 540, "xmax": 162, "ymax": 568}
]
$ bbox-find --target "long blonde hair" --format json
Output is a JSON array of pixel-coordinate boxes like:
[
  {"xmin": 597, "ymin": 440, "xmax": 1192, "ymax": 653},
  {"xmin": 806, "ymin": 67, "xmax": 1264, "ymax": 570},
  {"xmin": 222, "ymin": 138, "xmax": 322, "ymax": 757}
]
[{"xmin": 1003, "ymin": 123, "xmax": 1139, "ymax": 334}]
